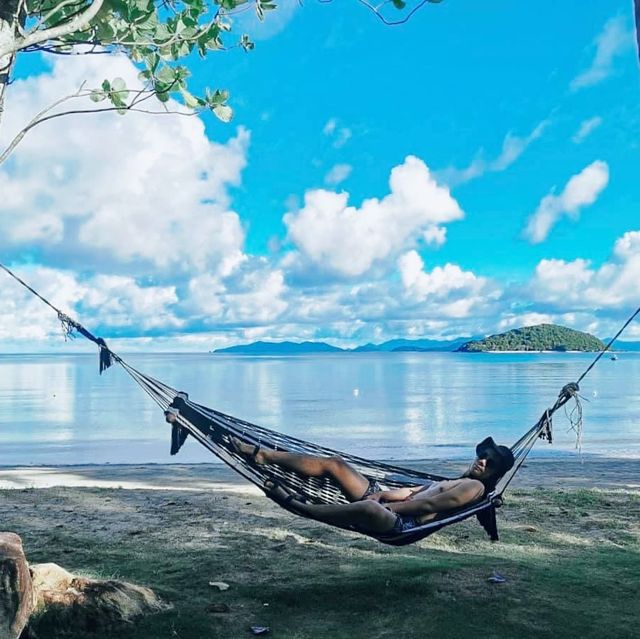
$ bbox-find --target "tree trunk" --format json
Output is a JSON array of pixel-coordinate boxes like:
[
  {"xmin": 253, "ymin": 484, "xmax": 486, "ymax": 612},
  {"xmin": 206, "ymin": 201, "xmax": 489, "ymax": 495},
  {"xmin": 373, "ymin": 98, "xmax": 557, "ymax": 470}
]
[{"xmin": 0, "ymin": 0, "xmax": 25, "ymax": 131}]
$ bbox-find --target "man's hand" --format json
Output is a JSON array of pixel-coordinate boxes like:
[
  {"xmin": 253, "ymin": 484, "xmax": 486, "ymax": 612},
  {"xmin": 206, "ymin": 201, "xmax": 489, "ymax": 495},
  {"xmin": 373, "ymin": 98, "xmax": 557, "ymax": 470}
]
[{"xmin": 365, "ymin": 492, "xmax": 384, "ymax": 502}]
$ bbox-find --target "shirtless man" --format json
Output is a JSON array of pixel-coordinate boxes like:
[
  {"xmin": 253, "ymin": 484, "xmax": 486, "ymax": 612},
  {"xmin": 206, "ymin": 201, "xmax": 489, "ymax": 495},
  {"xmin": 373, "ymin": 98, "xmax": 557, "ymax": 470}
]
[{"xmin": 230, "ymin": 436, "xmax": 514, "ymax": 537}]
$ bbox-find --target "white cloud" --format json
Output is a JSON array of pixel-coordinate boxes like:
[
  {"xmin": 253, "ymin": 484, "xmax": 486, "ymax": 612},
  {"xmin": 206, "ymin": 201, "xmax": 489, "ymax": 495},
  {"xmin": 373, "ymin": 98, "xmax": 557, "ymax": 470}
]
[
  {"xmin": 571, "ymin": 16, "xmax": 635, "ymax": 91},
  {"xmin": 0, "ymin": 53, "xmax": 249, "ymax": 277},
  {"xmin": 0, "ymin": 265, "xmax": 182, "ymax": 343},
  {"xmin": 572, "ymin": 116, "xmax": 603, "ymax": 144},
  {"xmin": 529, "ymin": 231, "xmax": 640, "ymax": 310},
  {"xmin": 398, "ymin": 250, "xmax": 493, "ymax": 318},
  {"xmin": 284, "ymin": 156, "xmax": 463, "ymax": 277},
  {"xmin": 324, "ymin": 163, "xmax": 352, "ymax": 186},
  {"xmin": 222, "ymin": 268, "xmax": 288, "ymax": 323},
  {"xmin": 523, "ymin": 161, "xmax": 609, "ymax": 243},
  {"xmin": 333, "ymin": 127, "xmax": 352, "ymax": 149},
  {"xmin": 185, "ymin": 260, "xmax": 288, "ymax": 325},
  {"xmin": 423, "ymin": 226, "xmax": 447, "ymax": 247},
  {"xmin": 83, "ymin": 275, "xmax": 181, "ymax": 330},
  {"xmin": 322, "ymin": 117, "xmax": 352, "ymax": 148},
  {"xmin": 438, "ymin": 120, "xmax": 548, "ymax": 186},
  {"xmin": 323, "ymin": 118, "xmax": 337, "ymax": 136},
  {"xmin": 497, "ymin": 313, "xmax": 554, "ymax": 331}
]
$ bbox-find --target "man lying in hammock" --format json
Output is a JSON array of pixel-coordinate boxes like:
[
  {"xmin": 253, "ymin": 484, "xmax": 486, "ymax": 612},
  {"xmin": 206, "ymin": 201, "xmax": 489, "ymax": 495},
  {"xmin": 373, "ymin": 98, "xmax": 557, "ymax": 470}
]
[{"xmin": 229, "ymin": 436, "xmax": 514, "ymax": 537}]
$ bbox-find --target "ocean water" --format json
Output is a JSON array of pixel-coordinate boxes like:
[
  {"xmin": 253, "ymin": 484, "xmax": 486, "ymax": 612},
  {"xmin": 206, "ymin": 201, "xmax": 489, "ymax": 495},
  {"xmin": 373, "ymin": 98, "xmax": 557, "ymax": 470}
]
[{"xmin": 1, "ymin": 351, "xmax": 639, "ymax": 466}]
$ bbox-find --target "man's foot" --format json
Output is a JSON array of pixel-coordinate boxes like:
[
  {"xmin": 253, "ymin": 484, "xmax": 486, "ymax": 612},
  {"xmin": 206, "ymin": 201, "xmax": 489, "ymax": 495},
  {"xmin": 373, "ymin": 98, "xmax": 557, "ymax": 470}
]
[
  {"xmin": 264, "ymin": 481, "xmax": 308, "ymax": 512},
  {"xmin": 229, "ymin": 436, "xmax": 266, "ymax": 464}
]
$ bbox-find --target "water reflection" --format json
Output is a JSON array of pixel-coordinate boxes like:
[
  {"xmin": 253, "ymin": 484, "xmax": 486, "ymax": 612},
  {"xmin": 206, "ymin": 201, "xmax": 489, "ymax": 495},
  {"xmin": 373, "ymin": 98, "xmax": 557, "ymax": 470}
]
[{"xmin": 0, "ymin": 352, "xmax": 639, "ymax": 465}]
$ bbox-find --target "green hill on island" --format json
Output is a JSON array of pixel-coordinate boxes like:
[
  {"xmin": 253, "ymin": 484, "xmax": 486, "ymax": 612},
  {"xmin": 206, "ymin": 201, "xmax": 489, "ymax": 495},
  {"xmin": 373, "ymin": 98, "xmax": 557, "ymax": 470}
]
[{"xmin": 457, "ymin": 324, "xmax": 605, "ymax": 352}]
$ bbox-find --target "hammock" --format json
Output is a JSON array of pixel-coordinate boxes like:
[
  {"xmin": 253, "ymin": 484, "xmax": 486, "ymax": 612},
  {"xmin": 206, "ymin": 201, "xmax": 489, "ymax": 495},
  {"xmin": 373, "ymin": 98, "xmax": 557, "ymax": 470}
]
[{"xmin": 2, "ymin": 262, "xmax": 638, "ymax": 546}]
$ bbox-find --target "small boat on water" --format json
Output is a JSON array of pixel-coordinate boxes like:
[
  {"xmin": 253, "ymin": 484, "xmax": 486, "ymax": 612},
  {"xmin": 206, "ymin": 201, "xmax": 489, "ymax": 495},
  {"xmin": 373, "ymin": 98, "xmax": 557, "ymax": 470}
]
[{"xmin": 610, "ymin": 354, "xmax": 618, "ymax": 361}]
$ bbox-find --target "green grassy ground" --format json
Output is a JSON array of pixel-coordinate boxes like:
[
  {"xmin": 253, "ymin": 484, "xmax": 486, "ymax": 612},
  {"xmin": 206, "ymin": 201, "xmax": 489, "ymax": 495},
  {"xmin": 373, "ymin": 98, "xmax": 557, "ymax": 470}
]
[{"xmin": 2, "ymin": 484, "xmax": 638, "ymax": 639}]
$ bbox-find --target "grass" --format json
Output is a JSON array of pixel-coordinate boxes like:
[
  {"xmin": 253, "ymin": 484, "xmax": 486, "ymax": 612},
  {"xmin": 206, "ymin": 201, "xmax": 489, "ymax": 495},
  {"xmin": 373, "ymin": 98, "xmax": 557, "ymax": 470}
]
[{"xmin": 1, "ymin": 484, "xmax": 638, "ymax": 639}]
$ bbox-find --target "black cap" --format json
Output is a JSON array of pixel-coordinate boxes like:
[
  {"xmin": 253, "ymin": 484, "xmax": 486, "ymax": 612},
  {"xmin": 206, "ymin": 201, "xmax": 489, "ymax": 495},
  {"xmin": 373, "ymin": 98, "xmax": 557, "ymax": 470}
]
[{"xmin": 475, "ymin": 437, "xmax": 515, "ymax": 477}]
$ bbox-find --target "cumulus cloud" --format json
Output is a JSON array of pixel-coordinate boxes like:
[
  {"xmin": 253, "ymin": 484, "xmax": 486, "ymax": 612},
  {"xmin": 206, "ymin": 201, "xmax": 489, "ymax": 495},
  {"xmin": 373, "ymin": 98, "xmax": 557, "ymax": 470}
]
[
  {"xmin": 529, "ymin": 231, "xmax": 640, "ymax": 311},
  {"xmin": 324, "ymin": 163, "xmax": 352, "ymax": 186},
  {"xmin": 398, "ymin": 250, "xmax": 494, "ymax": 318},
  {"xmin": 0, "ymin": 265, "xmax": 182, "ymax": 343},
  {"xmin": 572, "ymin": 116, "xmax": 603, "ymax": 144},
  {"xmin": 0, "ymin": 53, "xmax": 249, "ymax": 277},
  {"xmin": 284, "ymin": 156, "xmax": 463, "ymax": 277},
  {"xmin": 423, "ymin": 226, "xmax": 447, "ymax": 247},
  {"xmin": 184, "ymin": 260, "xmax": 288, "ymax": 326},
  {"xmin": 571, "ymin": 16, "xmax": 635, "ymax": 91},
  {"xmin": 437, "ymin": 120, "xmax": 548, "ymax": 186},
  {"xmin": 523, "ymin": 161, "xmax": 609, "ymax": 243}
]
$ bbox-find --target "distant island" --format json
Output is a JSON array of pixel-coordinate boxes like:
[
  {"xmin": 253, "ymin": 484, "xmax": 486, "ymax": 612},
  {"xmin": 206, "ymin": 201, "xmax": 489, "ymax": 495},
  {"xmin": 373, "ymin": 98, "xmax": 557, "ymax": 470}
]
[
  {"xmin": 456, "ymin": 324, "xmax": 605, "ymax": 352},
  {"xmin": 214, "ymin": 341, "xmax": 342, "ymax": 354}
]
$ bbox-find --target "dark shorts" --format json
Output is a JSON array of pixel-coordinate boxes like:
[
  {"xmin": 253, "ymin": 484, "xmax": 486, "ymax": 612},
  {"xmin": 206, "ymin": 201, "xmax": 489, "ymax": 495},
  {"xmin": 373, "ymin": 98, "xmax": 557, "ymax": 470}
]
[
  {"xmin": 389, "ymin": 513, "xmax": 419, "ymax": 535},
  {"xmin": 360, "ymin": 478, "xmax": 383, "ymax": 500}
]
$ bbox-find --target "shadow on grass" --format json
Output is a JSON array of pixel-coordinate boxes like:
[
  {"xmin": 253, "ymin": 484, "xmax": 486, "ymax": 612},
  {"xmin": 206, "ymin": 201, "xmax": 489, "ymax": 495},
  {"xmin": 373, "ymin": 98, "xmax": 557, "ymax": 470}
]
[{"xmin": 2, "ymin": 485, "xmax": 639, "ymax": 639}]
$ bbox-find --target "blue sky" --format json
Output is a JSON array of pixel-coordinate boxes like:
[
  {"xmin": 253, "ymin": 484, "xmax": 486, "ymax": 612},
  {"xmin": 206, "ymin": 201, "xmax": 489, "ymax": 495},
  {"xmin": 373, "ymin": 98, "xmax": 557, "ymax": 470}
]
[{"xmin": 1, "ymin": 0, "xmax": 639, "ymax": 351}]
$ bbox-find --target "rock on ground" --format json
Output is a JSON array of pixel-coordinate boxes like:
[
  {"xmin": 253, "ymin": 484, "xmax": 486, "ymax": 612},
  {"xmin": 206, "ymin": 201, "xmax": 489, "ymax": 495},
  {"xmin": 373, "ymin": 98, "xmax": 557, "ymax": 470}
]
[
  {"xmin": 28, "ymin": 568, "xmax": 170, "ymax": 634},
  {"xmin": 1, "ymin": 532, "xmax": 169, "ymax": 637},
  {"xmin": 0, "ymin": 532, "xmax": 34, "ymax": 639}
]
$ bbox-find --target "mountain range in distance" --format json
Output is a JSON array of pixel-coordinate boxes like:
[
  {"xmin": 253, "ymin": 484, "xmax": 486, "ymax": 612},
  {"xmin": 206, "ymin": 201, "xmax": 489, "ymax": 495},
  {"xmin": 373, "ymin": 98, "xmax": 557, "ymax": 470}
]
[
  {"xmin": 213, "ymin": 325, "xmax": 640, "ymax": 355},
  {"xmin": 214, "ymin": 337, "xmax": 479, "ymax": 354}
]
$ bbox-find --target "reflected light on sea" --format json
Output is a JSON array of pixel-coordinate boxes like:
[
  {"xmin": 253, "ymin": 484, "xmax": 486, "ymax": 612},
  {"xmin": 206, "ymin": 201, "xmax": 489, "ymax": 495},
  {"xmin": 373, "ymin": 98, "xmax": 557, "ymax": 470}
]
[{"xmin": 1, "ymin": 351, "xmax": 639, "ymax": 465}]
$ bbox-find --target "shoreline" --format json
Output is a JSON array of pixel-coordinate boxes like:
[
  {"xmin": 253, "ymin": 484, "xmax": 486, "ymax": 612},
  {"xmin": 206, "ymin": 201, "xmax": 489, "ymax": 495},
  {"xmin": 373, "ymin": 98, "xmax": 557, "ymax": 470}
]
[{"xmin": 1, "ymin": 457, "xmax": 639, "ymax": 492}]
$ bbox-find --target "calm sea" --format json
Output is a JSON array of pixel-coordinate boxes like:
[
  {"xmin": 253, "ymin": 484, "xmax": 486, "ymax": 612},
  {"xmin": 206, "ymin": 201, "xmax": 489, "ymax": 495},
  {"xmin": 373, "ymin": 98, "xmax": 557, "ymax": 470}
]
[{"xmin": 1, "ymin": 352, "xmax": 639, "ymax": 466}]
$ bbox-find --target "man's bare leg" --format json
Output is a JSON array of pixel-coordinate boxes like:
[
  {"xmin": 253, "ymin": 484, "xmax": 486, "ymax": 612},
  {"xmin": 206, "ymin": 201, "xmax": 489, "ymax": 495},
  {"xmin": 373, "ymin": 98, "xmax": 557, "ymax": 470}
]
[
  {"xmin": 266, "ymin": 482, "xmax": 397, "ymax": 534},
  {"xmin": 230, "ymin": 437, "xmax": 369, "ymax": 501}
]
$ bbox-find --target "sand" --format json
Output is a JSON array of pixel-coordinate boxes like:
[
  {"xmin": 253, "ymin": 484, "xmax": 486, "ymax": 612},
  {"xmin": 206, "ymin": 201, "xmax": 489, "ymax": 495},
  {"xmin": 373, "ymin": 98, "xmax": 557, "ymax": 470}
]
[{"xmin": 1, "ymin": 457, "xmax": 639, "ymax": 492}]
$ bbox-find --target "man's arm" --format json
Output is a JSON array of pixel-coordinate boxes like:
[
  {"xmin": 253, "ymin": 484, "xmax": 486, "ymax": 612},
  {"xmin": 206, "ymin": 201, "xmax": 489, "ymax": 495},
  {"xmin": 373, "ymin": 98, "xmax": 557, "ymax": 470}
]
[
  {"xmin": 366, "ymin": 486, "xmax": 423, "ymax": 502},
  {"xmin": 386, "ymin": 480, "xmax": 485, "ymax": 516}
]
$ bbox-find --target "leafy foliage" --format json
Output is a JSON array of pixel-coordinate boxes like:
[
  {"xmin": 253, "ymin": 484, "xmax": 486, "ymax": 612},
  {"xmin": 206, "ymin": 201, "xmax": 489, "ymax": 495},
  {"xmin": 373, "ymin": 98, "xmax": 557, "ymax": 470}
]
[
  {"xmin": 15, "ymin": 0, "xmax": 271, "ymax": 120},
  {"xmin": 457, "ymin": 324, "xmax": 606, "ymax": 353}
]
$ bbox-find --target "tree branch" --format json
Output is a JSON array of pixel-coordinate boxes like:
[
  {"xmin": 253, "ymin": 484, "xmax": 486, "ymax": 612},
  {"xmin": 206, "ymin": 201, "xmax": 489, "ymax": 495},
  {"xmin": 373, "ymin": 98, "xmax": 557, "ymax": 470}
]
[
  {"xmin": 36, "ymin": 0, "xmax": 88, "ymax": 31},
  {"xmin": 0, "ymin": 80, "xmax": 194, "ymax": 165},
  {"xmin": 355, "ymin": 0, "xmax": 434, "ymax": 26},
  {"xmin": 0, "ymin": 0, "xmax": 105, "ymax": 58}
]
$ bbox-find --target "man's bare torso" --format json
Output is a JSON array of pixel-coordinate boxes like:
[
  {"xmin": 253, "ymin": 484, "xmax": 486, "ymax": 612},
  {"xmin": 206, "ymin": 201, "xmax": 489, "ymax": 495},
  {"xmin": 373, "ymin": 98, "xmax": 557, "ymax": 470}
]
[{"xmin": 385, "ymin": 478, "xmax": 483, "ymax": 524}]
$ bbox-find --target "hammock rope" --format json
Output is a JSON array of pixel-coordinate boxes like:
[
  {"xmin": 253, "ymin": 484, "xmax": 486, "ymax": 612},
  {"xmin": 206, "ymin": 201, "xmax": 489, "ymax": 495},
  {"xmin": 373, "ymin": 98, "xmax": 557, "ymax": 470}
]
[{"xmin": 1, "ymin": 261, "xmax": 638, "ymax": 545}]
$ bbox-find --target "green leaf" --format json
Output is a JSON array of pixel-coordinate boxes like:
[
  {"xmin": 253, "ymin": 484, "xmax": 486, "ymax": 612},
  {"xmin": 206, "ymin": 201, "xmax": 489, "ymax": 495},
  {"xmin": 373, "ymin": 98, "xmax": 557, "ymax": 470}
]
[
  {"xmin": 90, "ymin": 90, "xmax": 105, "ymax": 103},
  {"xmin": 156, "ymin": 66, "xmax": 176, "ymax": 84},
  {"xmin": 154, "ymin": 24, "xmax": 171, "ymax": 42},
  {"xmin": 392, "ymin": 0, "xmax": 406, "ymax": 8},
  {"xmin": 180, "ymin": 88, "xmax": 203, "ymax": 109},
  {"xmin": 111, "ymin": 77, "xmax": 126, "ymax": 92},
  {"xmin": 156, "ymin": 89, "xmax": 171, "ymax": 103},
  {"xmin": 213, "ymin": 104, "xmax": 233, "ymax": 122},
  {"xmin": 101, "ymin": 79, "xmax": 111, "ymax": 92}
]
